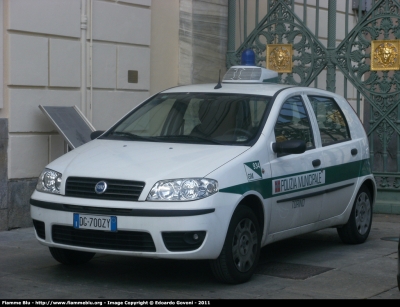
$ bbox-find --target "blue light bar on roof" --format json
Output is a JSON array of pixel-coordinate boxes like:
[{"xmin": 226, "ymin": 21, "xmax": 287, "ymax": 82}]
[{"xmin": 241, "ymin": 49, "xmax": 256, "ymax": 66}]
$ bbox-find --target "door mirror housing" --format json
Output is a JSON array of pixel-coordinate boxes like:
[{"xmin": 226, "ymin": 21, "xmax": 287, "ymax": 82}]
[
  {"xmin": 272, "ymin": 139, "xmax": 306, "ymax": 155},
  {"xmin": 90, "ymin": 130, "xmax": 105, "ymax": 140}
]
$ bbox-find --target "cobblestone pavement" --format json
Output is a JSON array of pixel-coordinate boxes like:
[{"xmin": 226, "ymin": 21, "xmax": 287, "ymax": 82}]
[{"xmin": 0, "ymin": 213, "xmax": 399, "ymax": 299}]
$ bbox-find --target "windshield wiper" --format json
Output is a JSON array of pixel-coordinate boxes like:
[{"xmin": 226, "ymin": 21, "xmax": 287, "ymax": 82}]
[
  {"xmin": 107, "ymin": 132, "xmax": 223, "ymax": 144},
  {"xmin": 108, "ymin": 132, "xmax": 156, "ymax": 142},
  {"xmin": 155, "ymin": 135, "xmax": 223, "ymax": 145}
]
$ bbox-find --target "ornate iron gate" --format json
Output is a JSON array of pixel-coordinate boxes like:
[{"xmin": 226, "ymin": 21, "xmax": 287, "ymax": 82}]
[{"xmin": 227, "ymin": 0, "xmax": 400, "ymax": 214}]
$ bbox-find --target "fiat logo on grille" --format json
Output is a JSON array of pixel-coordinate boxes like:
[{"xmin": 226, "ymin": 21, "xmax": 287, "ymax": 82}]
[{"xmin": 95, "ymin": 181, "xmax": 107, "ymax": 194}]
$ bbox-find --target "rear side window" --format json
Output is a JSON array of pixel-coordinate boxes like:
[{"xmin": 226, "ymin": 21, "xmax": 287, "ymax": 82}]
[{"xmin": 308, "ymin": 96, "xmax": 351, "ymax": 146}]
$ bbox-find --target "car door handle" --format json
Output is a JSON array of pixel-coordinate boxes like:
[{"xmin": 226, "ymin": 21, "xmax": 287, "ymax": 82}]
[
  {"xmin": 351, "ymin": 148, "xmax": 358, "ymax": 156},
  {"xmin": 312, "ymin": 159, "xmax": 321, "ymax": 167}
]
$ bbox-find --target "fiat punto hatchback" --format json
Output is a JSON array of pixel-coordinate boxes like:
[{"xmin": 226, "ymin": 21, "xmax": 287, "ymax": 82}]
[{"xmin": 31, "ymin": 65, "xmax": 376, "ymax": 284}]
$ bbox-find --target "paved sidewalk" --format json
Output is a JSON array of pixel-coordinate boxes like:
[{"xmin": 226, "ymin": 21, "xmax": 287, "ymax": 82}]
[{"xmin": 0, "ymin": 213, "xmax": 399, "ymax": 300}]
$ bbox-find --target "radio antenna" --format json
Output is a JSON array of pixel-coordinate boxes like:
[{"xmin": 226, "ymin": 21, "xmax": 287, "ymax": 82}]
[{"xmin": 214, "ymin": 69, "xmax": 222, "ymax": 89}]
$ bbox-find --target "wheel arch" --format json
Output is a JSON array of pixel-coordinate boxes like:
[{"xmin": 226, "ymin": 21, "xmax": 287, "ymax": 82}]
[
  {"xmin": 237, "ymin": 194, "xmax": 265, "ymax": 235},
  {"xmin": 360, "ymin": 177, "xmax": 376, "ymax": 207}
]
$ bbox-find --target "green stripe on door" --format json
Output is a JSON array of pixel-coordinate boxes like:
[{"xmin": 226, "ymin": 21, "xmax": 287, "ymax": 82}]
[{"xmin": 220, "ymin": 159, "xmax": 370, "ymax": 199}]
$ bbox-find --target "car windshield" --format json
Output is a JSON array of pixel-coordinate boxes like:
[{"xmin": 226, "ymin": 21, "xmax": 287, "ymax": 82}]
[{"xmin": 102, "ymin": 92, "xmax": 272, "ymax": 145}]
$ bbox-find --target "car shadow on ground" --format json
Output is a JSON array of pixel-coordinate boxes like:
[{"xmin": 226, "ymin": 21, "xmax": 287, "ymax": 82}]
[{"xmin": 44, "ymin": 229, "xmax": 344, "ymax": 287}]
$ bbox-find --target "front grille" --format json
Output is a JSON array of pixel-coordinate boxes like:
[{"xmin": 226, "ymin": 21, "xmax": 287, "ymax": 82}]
[
  {"xmin": 33, "ymin": 220, "xmax": 45, "ymax": 239},
  {"xmin": 52, "ymin": 225, "xmax": 156, "ymax": 252},
  {"xmin": 65, "ymin": 177, "xmax": 145, "ymax": 201}
]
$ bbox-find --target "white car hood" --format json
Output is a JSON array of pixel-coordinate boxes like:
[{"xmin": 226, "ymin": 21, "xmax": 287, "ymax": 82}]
[{"xmin": 47, "ymin": 139, "xmax": 249, "ymax": 183}]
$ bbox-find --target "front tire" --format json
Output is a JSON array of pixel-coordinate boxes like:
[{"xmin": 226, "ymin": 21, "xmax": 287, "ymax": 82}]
[
  {"xmin": 210, "ymin": 205, "xmax": 261, "ymax": 284},
  {"xmin": 337, "ymin": 186, "xmax": 372, "ymax": 244},
  {"xmin": 49, "ymin": 247, "xmax": 95, "ymax": 265}
]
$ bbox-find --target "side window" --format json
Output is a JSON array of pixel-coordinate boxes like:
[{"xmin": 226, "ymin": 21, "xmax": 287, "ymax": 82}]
[
  {"xmin": 274, "ymin": 96, "xmax": 315, "ymax": 150},
  {"xmin": 308, "ymin": 96, "xmax": 351, "ymax": 146}
]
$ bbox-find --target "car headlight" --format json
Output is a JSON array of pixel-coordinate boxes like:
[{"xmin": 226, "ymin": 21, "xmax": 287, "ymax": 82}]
[
  {"xmin": 36, "ymin": 168, "xmax": 62, "ymax": 194},
  {"xmin": 147, "ymin": 178, "xmax": 218, "ymax": 201}
]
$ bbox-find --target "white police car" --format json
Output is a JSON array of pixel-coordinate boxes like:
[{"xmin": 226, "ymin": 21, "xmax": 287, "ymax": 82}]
[{"xmin": 30, "ymin": 59, "xmax": 376, "ymax": 284}]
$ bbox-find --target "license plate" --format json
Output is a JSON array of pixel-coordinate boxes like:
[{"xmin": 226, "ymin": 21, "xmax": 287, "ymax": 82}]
[{"xmin": 73, "ymin": 213, "xmax": 117, "ymax": 232}]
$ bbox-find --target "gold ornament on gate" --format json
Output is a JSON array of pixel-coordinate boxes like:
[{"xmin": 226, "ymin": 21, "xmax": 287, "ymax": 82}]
[
  {"xmin": 267, "ymin": 44, "xmax": 293, "ymax": 73},
  {"xmin": 371, "ymin": 40, "xmax": 400, "ymax": 71}
]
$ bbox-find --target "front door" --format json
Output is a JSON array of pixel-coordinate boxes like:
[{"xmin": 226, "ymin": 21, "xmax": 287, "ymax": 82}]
[{"xmin": 268, "ymin": 95, "xmax": 325, "ymax": 233}]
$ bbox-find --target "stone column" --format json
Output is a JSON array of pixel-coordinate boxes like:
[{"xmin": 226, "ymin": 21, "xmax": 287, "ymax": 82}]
[
  {"xmin": 0, "ymin": 119, "xmax": 8, "ymax": 230},
  {"xmin": 179, "ymin": 0, "xmax": 228, "ymax": 85}
]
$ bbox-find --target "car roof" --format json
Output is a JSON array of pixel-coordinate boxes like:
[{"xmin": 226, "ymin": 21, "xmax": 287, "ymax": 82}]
[{"xmin": 161, "ymin": 82, "xmax": 295, "ymax": 96}]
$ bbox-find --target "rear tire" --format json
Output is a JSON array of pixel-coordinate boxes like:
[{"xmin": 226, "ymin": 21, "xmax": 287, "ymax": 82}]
[
  {"xmin": 337, "ymin": 186, "xmax": 372, "ymax": 244},
  {"xmin": 210, "ymin": 205, "xmax": 261, "ymax": 284},
  {"xmin": 49, "ymin": 247, "xmax": 95, "ymax": 265}
]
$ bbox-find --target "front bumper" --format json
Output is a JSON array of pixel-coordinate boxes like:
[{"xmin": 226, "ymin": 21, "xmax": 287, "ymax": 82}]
[{"xmin": 30, "ymin": 191, "xmax": 239, "ymax": 260}]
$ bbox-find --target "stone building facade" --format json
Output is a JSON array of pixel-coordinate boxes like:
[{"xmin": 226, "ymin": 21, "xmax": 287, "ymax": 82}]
[{"xmin": 0, "ymin": 0, "xmax": 228, "ymax": 230}]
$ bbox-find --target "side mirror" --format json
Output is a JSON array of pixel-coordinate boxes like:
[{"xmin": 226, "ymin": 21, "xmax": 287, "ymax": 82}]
[
  {"xmin": 90, "ymin": 130, "xmax": 105, "ymax": 140},
  {"xmin": 272, "ymin": 139, "xmax": 306, "ymax": 155}
]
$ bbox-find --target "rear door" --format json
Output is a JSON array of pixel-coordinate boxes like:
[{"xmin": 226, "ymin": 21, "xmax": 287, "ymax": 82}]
[{"xmin": 305, "ymin": 95, "xmax": 360, "ymax": 220}]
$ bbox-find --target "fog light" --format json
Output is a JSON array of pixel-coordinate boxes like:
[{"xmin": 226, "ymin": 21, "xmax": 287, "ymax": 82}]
[
  {"xmin": 183, "ymin": 232, "xmax": 205, "ymax": 245},
  {"xmin": 162, "ymin": 231, "xmax": 206, "ymax": 251}
]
